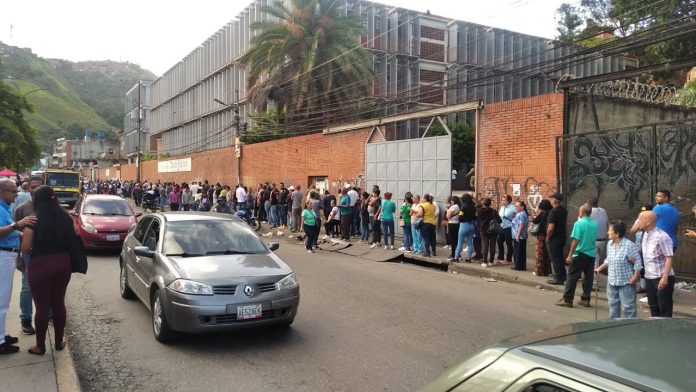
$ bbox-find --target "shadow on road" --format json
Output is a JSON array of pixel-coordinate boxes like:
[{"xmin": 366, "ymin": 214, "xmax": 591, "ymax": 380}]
[{"xmin": 169, "ymin": 325, "xmax": 306, "ymax": 353}]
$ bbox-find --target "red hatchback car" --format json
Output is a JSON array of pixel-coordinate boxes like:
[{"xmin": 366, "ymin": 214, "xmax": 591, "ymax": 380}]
[{"xmin": 71, "ymin": 194, "xmax": 141, "ymax": 250}]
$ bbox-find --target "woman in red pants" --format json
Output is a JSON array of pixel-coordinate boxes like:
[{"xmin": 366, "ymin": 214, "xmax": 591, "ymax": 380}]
[{"xmin": 20, "ymin": 186, "xmax": 76, "ymax": 355}]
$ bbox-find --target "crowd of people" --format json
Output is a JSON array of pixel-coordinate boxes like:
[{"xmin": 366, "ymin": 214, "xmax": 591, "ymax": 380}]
[{"xmin": 0, "ymin": 171, "xmax": 691, "ymax": 356}]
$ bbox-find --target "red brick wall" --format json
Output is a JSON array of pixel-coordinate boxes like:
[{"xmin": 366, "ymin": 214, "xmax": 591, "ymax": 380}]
[
  {"xmin": 111, "ymin": 129, "xmax": 370, "ymax": 193},
  {"xmin": 420, "ymin": 41, "xmax": 445, "ymax": 62},
  {"xmin": 421, "ymin": 26, "xmax": 445, "ymax": 41},
  {"xmin": 477, "ymin": 93, "xmax": 564, "ymax": 213}
]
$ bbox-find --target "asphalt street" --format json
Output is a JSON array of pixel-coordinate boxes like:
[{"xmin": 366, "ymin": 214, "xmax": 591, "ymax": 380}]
[{"xmin": 65, "ymin": 242, "xmax": 601, "ymax": 392}]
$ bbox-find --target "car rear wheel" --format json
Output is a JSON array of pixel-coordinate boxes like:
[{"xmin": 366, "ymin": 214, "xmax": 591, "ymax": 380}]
[
  {"xmin": 119, "ymin": 261, "xmax": 135, "ymax": 299},
  {"xmin": 249, "ymin": 218, "xmax": 261, "ymax": 231},
  {"xmin": 151, "ymin": 290, "xmax": 174, "ymax": 343}
]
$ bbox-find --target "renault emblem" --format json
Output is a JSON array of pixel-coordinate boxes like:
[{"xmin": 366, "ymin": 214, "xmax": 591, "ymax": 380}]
[{"xmin": 244, "ymin": 285, "xmax": 254, "ymax": 297}]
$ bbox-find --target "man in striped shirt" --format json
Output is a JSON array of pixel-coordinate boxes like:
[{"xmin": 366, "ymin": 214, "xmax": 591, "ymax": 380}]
[{"xmin": 637, "ymin": 211, "xmax": 675, "ymax": 317}]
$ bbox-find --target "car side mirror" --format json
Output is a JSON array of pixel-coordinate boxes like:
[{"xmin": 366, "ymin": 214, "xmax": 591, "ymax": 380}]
[
  {"xmin": 268, "ymin": 242, "xmax": 280, "ymax": 251},
  {"xmin": 135, "ymin": 212, "xmax": 143, "ymax": 218},
  {"xmin": 134, "ymin": 246, "xmax": 155, "ymax": 258}
]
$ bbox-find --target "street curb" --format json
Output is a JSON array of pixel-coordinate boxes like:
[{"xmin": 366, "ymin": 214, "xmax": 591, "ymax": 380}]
[{"xmin": 49, "ymin": 329, "xmax": 81, "ymax": 392}]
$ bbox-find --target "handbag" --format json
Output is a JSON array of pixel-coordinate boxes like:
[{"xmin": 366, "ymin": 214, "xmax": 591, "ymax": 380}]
[
  {"xmin": 398, "ymin": 218, "xmax": 405, "ymax": 227},
  {"xmin": 68, "ymin": 233, "xmax": 88, "ymax": 274},
  {"xmin": 414, "ymin": 217, "xmax": 424, "ymax": 230},
  {"xmin": 487, "ymin": 219, "xmax": 501, "ymax": 235},
  {"xmin": 530, "ymin": 222, "xmax": 542, "ymax": 236}
]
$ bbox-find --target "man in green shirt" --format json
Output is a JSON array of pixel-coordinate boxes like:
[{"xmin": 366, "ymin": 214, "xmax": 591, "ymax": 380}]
[{"xmin": 557, "ymin": 204, "xmax": 598, "ymax": 308}]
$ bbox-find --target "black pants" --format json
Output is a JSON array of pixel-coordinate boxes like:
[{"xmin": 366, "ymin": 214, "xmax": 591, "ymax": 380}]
[
  {"xmin": 563, "ymin": 252, "xmax": 594, "ymax": 303},
  {"xmin": 448, "ymin": 223, "xmax": 460, "ymax": 258},
  {"xmin": 422, "ymin": 223, "xmax": 437, "ymax": 256},
  {"xmin": 645, "ymin": 276, "xmax": 675, "ymax": 317},
  {"xmin": 497, "ymin": 227, "xmax": 513, "ymax": 261},
  {"xmin": 372, "ymin": 219, "xmax": 382, "ymax": 244},
  {"xmin": 481, "ymin": 233, "xmax": 496, "ymax": 263},
  {"xmin": 341, "ymin": 215, "xmax": 352, "ymax": 241},
  {"xmin": 513, "ymin": 239, "xmax": 527, "ymax": 270},
  {"xmin": 547, "ymin": 237, "xmax": 567, "ymax": 283},
  {"xmin": 303, "ymin": 224, "xmax": 318, "ymax": 251}
]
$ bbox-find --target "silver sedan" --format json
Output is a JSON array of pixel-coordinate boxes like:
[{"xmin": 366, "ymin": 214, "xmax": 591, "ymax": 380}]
[{"xmin": 119, "ymin": 212, "xmax": 300, "ymax": 342}]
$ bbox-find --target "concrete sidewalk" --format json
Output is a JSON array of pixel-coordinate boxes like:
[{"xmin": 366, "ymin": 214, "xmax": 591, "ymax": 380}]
[{"xmin": 0, "ymin": 273, "xmax": 80, "ymax": 392}]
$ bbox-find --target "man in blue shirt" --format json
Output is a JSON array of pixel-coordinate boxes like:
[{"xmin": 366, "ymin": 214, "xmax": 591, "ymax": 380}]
[
  {"xmin": 652, "ymin": 189, "xmax": 679, "ymax": 249},
  {"xmin": 496, "ymin": 195, "xmax": 516, "ymax": 263},
  {"xmin": 0, "ymin": 179, "xmax": 36, "ymax": 354}
]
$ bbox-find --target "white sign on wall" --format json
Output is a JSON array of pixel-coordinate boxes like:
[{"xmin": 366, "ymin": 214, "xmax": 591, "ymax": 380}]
[{"xmin": 158, "ymin": 158, "xmax": 192, "ymax": 173}]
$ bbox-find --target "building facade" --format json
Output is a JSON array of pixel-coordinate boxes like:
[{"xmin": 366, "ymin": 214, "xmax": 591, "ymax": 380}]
[
  {"xmin": 148, "ymin": 0, "xmax": 634, "ymax": 156},
  {"xmin": 123, "ymin": 80, "xmax": 153, "ymax": 159}
]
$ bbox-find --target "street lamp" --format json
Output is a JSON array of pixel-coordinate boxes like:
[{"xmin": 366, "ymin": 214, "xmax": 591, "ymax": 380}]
[{"xmin": 213, "ymin": 94, "xmax": 245, "ymax": 185}]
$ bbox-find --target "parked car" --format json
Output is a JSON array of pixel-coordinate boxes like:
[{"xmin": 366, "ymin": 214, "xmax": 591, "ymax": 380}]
[
  {"xmin": 119, "ymin": 212, "xmax": 300, "ymax": 342},
  {"xmin": 422, "ymin": 318, "xmax": 696, "ymax": 392},
  {"xmin": 71, "ymin": 194, "xmax": 140, "ymax": 250}
]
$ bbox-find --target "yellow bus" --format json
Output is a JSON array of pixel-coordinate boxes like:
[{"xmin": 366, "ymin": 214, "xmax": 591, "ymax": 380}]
[{"xmin": 38, "ymin": 169, "xmax": 81, "ymax": 208}]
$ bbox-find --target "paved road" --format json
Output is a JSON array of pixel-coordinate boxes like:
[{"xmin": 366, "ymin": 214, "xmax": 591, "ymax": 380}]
[{"xmin": 66, "ymin": 243, "xmax": 599, "ymax": 392}]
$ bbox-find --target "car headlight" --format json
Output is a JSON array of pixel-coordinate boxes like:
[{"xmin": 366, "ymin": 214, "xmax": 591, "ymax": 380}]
[
  {"xmin": 276, "ymin": 273, "xmax": 298, "ymax": 291},
  {"xmin": 82, "ymin": 222, "xmax": 98, "ymax": 234},
  {"xmin": 168, "ymin": 279, "xmax": 213, "ymax": 295}
]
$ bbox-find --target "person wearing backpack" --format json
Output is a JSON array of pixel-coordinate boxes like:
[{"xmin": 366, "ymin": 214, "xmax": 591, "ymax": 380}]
[{"xmin": 477, "ymin": 198, "xmax": 502, "ymax": 267}]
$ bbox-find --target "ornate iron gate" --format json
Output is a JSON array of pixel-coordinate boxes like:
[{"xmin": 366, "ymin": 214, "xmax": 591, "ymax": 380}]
[{"xmin": 559, "ymin": 118, "xmax": 696, "ymax": 278}]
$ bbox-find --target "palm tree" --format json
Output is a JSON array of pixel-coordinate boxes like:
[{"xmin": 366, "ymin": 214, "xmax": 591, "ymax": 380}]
[{"xmin": 237, "ymin": 0, "xmax": 374, "ymax": 131}]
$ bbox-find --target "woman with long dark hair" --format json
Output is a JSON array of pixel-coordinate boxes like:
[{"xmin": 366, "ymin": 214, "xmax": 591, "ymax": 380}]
[
  {"xmin": 446, "ymin": 196, "xmax": 461, "ymax": 261},
  {"xmin": 20, "ymin": 186, "xmax": 78, "ymax": 355},
  {"xmin": 454, "ymin": 194, "xmax": 477, "ymax": 262}
]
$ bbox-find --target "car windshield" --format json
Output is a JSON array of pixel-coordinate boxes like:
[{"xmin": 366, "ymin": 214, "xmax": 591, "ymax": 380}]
[
  {"xmin": 82, "ymin": 199, "xmax": 133, "ymax": 216},
  {"xmin": 46, "ymin": 172, "xmax": 79, "ymax": 187},
  {"xmin": 163, "ymin": 220, "xmax": 267, "ymax": 256}
]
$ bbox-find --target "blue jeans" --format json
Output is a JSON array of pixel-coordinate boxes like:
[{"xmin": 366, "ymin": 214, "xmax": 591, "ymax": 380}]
[
  {"xmin": 270, "ymin": 205, "xmax": 279, "ymax": 227},
  {"xmin": 350, "ymin": 206, "xmax": 357, "ymax": 235},
  {"xmin": 361, "ymin": 215, "xmax": 370, "ymax": 241},
  {"xmin": 20, "ymin": 252, "xmax": 32, "ymax": 322},
  {"xmin": 279, "ymin": 205, "xmax": 288, "ymax": 226},
  {"xmin": 411, "ymin": 224, "xmax": 423, "ymax": 253},
  {"xmin": 608, "ymin": 284, "xmax": 637, "ymax": 319},
  {"xmin": 381, "ymin": 219, "xmax": 395, "ymax": 246},
  {"xmin": 159, "ymin": 196, "xmax": 167, "ymax": 211},
  {"xmin": 264, "ymin": 201, "xmax": 271, "ymax": 224},
  {"xmin": 455, "ymin": 222, "xmax": 475, "ymax": 260},
  {"xmin": 402, "ymin": 223, "xmax": 412, "ymax": 250}
]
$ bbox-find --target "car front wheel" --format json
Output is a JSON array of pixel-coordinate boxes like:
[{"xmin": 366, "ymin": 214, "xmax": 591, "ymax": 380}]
[
  {"xmin": 119, "ymin": 261, "xmax": 135, "ymax": 299},
  {"xmin": 151, "ymin": 290, "xmax": 175, "ymax": 343}
]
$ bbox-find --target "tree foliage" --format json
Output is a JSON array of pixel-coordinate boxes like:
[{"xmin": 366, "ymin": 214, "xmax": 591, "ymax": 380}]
[
  {"xmin": 555, "ymin": 0, "xmax": 696, "ymax": 84},
  {"xmin": 237, "ymin": 0, "xmax": 375, "ymax": 131},
  {"xmin": 426, "ymin": 120, "xmax": 475, "ymax": 173},
  {"xmin": 0, "ymin": 63, "xmax": 41, "ymax": 169}
]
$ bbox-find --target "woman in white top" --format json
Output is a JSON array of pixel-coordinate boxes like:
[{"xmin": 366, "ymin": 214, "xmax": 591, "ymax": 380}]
[{"xmin": 446, "ymin": 196, "xmax": 461, "ymax": 261}]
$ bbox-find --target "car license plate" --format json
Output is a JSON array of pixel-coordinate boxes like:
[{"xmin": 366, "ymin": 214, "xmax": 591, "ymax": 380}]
[
  {"xmin": 106, "ymin": 234, "xmax": 120, "ymax": 241},
  {"xmin": 237, "ymin": 304, "xmax": 262, "ymax": 320}
]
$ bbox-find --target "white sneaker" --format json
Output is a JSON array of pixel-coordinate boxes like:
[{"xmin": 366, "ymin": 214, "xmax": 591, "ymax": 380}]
[
  {"xmin": 384, "ymin": 245, "xmax": 388, "ymax": 250},
  {"xmin": 322, "ymin": 235, "xmax": 330, "ymax": 240},
  {"xmin": 481, "ymin": 263, "xmax": 489, "ymax": 268},
  {"xmin": 397, "ymin": 246, "xmax": 406, "ymax": 251},
  {"xmin": 307, "ymin": 250, "xmax": 312, "ymax": 253},
  {"xmin": 443, "ymin": 244, "xmax": 449, "ymax": 249},
  {"xmin": 390, "ymin": 245, "xmax": 394, "ymax": 250},
  {"xmin": 370, "ymin": 243, "xmax": 378, "ymax": 249}
]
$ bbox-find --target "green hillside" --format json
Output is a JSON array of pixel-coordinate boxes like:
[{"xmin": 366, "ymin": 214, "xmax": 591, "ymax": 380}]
[{"xmin": 0, "ymin": 42, "xmax": 155, "ymax": 149}]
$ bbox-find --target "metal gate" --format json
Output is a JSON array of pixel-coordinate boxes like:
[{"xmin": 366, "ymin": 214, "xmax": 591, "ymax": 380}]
[
  {"xmin": 366, "ymin": 118, "xmax": 452, "ymax": 238},
  {"xmin": 559, "ymin": 118, "xmax": 696, "ymax": 278}
]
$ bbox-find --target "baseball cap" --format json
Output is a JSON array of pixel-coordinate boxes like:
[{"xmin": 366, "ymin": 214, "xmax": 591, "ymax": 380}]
[{"xmin": 550, "ymin": 192, "xmax": 563, "ymax": 202}]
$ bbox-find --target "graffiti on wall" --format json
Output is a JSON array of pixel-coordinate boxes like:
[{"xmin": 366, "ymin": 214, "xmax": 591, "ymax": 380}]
[
  {"xmin": 657, "ymin": 123, "xmax": 696, "ymax": 189},
  {"xmin": 331, "ymin": 173, "xmax": 366, "ymax": 191},
  {"xmin": 567, "ymin": 131, "xmax": 651, "ymax": 209},
  {"xmin": 482, "ymin": 176, "xmax": 555, "ymax": 214}
]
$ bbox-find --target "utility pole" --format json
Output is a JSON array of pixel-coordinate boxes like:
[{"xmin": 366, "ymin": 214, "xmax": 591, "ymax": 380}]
[
  {"xmin": 136, "ymin": 81, "xmax": 142, "ymax": 183},
  {"xmin": 214, "ymin": 92, "xmax": 245, "ymax": 185}
]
